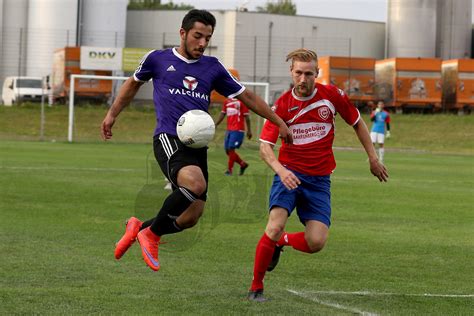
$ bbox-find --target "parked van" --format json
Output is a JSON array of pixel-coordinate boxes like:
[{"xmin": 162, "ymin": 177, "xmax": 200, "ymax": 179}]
[{"xmin": 2, "ymin": 76, "xmax": 46, "ymax": 106}]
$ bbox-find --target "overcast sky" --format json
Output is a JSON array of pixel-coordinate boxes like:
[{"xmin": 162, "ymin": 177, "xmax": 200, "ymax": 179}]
[{"xmin": 164, "ymin": 0, "xmax": 474, "ymax": 23}]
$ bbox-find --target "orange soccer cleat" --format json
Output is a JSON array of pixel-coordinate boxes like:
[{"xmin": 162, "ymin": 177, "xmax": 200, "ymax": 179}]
[
  {"xmin": 114, "ymin": 217, "xmax": 143, "ymax": 260},
  {"xmin": 137, "ymin": 227, "xmax": 161, "ymax": 271}
]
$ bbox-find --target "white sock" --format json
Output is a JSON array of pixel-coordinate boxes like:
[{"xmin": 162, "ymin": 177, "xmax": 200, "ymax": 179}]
[{"xmin": 379, "ymin": 148, "xmax": 385, "ymax": 163}]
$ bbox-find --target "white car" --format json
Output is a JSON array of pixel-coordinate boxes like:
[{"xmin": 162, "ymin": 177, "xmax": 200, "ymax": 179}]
[{"xmin": 2, "ymin": 76, "xmax": 46, "ymax": 106}]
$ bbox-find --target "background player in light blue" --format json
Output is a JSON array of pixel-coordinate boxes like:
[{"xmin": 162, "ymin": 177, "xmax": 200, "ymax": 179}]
[
  {"xmin": 370, "ymin": 100, "xmax": 391, "ymax": 163},
  {"xmin": 100, "ymin": 9, "xmax": 292, "ymax": 272}
]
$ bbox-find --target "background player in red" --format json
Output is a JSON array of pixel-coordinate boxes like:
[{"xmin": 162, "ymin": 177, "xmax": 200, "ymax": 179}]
[
  {"xmin": 247, "ymin": 48, "xmax": 388, "ymax": 301},
  {"xmin": 215, "ymin": 97, "xmax": 252, "ymax": 175}
]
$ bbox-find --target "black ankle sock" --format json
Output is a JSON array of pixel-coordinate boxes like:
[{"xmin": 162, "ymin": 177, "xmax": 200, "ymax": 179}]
[
  {"xmin": 150, "ymin": 187, "xmax": 198, "ymax": 236},
  {"xmin": 150, "ymin": 217, "xmax": 182, "ymax": 236},
  {"xmin": 140, "ymin": 218, "xmax": 154, "ymax": 230}
]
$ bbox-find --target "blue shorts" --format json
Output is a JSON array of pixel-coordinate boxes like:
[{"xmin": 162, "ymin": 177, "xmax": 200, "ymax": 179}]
[
  {"xmin": 224, "ymin": 130, "xmax": 245, "ymax": 150},
  {"xmin": 269, "ymin": 170, "xmax": 331, "ymax": 227}
]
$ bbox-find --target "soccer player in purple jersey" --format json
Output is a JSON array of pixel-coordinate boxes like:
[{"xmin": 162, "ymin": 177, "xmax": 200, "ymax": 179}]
[{"xmin": 100, "ymin": 9, "xmax": 292, "ymax": 272}]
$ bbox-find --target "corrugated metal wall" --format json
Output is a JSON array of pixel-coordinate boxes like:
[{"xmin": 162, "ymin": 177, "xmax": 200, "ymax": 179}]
[{"xmin": 126, "ymin": 10, "xmax": 385, "ymax": 100}]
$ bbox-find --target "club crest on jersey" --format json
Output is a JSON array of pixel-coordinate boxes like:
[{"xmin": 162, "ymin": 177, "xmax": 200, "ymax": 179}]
[
  {"xmin": 168, "ymin": 75, "xmax": 209, "ymax": 101},
  {"xmin": 318, "ymin": 106, "xmax": 330, "ymax": 120},
  {"xmin": 183, "ymin": 76, "xmax": 198, "ymax": 91}
]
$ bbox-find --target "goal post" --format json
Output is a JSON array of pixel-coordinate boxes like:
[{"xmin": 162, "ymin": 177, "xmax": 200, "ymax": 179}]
[
  {"xmin": 67, "ymin": 75, "xmax": 270, "ymax": 143},
  {"xmin": 240, "ymin": 81, "xmax": 270, "ymax": 139},
  {"xmin": 68, "ymin": 74, "xmax": 128, "ymax": 142}
]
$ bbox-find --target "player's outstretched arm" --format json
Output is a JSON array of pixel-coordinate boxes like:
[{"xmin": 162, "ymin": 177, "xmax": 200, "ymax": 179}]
[
  {"xmin": 101, "ymin": 77, "xmax": 143, "ymax": 140},
  {"xmin": 237, "ymin": 90, "xmax": 292, "ymax": 144},
  {"xmin": 245, "ymin": 116, "xmax": 252, "ymax": 139},
  {"xmin": 352, "ymin": 119, "xmax": 389, "ymax": 182},
  {"xmin": 260, "ymin": 142, "xmax": 300, "ymax": 190},
  {"xmin": 214, "ymin": 112, "xmax": 226, "ymax": 127}
]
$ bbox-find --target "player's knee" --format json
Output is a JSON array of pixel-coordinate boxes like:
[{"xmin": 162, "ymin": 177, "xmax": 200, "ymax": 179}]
[
  {"xmin": 265, "ymin": 223, "xmax": 285, "ymax": 241},
  {"xmin": 188, "ymin": 180, "xmax": 207, "ymax": 196},
  {"xmin": 307, "ymin": 237, "xmax": 326, "ymax": 253},
  {"xmin": 178, "ymin": 170, "xmax": 207, "ymax": 195}
]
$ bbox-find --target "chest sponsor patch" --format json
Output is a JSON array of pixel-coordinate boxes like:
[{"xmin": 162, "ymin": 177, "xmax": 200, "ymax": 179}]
[
  {"xmin": 318, "ymin": 106, "xmax": 330, "ymax": 120},
  {"xmin": 290, "ymin": 122, "xmax": 332, "ymax": 145},
  {"xmin": 226, "ymin": 107, "xmax": 239, "ymax": 116}
]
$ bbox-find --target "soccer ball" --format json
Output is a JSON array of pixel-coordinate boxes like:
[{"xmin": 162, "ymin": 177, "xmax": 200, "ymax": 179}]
[{"xmin": 176, "ymin": 110, "xmax": 215, "ymax": 148}]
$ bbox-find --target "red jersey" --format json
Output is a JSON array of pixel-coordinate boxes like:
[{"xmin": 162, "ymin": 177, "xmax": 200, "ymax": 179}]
[
  {"xmin": 222, "ymin": 98, "xmax": 249, "ymax": 131},
  {"xmin": 260, "ymin": 83, "xmax": 360, "ymax": 176}
]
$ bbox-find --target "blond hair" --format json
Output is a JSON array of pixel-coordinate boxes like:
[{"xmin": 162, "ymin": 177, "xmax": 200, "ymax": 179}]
[{"xmin": 286, "ymin": 48, "xmax": 318, "ymax": 64}]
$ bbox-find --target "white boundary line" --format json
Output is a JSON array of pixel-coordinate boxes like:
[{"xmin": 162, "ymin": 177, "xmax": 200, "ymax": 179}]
[
  {"xmin": 332, "ymin": 175, "xmax": 474, "ymax": 186},
  {"xmin": 287, "ymin": 289, "xmax": 474, "ymax": 315},
  {"xmin": 290, "ymin": 289, "xmax": 474, "ymax": 298},
  {"xmin": 287, "ymin": 289, "xmax": 378, "ymax": 316},
  {"xmin": 1, "ymin": 166, "xmax": 137, "ymax": 172}
]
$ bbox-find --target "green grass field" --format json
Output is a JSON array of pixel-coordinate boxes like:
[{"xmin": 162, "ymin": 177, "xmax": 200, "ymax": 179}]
[
  {"xmin": 1, "ymin": 106, "xmax": 473, "ymax": 314},
  {"xmin": 1, "ymin": 104, "xmax": 474, "ymax": 154}
]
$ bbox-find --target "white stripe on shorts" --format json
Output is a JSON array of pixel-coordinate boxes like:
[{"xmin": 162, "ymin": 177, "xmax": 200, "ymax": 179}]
[{"xmin": 159, "ymin": 133, "xmax": 174, "ymax": 159}]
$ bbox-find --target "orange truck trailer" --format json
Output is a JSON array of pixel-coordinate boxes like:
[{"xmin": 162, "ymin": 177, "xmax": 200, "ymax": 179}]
[
  {"xmin": 375, "ymin": 57, "xmax": 442, "ymax": 113},
  {"xmin": 210, "ymin": 68, "xmax": 241, "ymax": 106},
  {"xmin": 316, "ymin": 56, "xmax": 376, "ymax": 108},
  {"xmin": 51, "ymin": 47, "xmax": 112, "ymax": 103},
  {"xmin": 442, "ymin": 59, "xmax": 474, "ymax": 113}
]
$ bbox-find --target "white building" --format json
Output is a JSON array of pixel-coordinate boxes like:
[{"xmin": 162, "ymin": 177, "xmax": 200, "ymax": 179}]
[
  {"xmin": 126, "ymin": 10, "xmax": 385, "ymax": 98},
  {"xmin": 0, "ymin": 0, "xmax": 471, "ymax": 101}
]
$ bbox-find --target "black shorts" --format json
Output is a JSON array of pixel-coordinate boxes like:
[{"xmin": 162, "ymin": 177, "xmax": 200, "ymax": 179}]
[{"xmin": 153, "ymin": 133, "xmax": 208, "ymax": 200}]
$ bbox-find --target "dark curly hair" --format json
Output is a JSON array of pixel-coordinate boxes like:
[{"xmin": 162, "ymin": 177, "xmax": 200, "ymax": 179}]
[{"xmin": 181, "ymin": 9, "xmax": 216, "ymax": 33}]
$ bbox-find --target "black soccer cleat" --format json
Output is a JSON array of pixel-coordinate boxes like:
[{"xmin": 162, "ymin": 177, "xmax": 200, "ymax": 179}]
[
  {"xmin": 247, "ymin": 289, "xmax": 268, "ymax": 302},
  {"xmin": 267, "ymin": 245, "xmax": 284, "ymax": 272},
  {"xmin": 239, "ymin": 163, "xmax": 249, "ymax": 176}
]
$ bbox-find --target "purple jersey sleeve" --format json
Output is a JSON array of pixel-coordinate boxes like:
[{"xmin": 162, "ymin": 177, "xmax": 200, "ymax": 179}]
[
  {"xmin": 212, "ymin": 61, "xmax": 245, "ymax": 98},
  {"xmin": 133, "ymin": 50, "xmax": 156, "ymax": 82}
]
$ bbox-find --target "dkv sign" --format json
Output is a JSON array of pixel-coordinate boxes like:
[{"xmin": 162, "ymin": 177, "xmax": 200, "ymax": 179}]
[{"xmin": 80, "ymin": 46, "xmax": 122, "ymax": 71}]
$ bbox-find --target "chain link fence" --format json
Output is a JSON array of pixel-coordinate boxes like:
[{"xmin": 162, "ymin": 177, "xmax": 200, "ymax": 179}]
[{"xmin": 0, "ymin": 27, "xmax": 351, "ymax": 142}]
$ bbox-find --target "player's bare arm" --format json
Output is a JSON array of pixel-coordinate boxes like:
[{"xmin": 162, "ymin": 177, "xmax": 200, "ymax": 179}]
[
  {"xmin": 214, "ymin": 112, "xmax": 226, "ymax": 127},
  {"xmin": 260, "ymin": 142, "xmax": 301, "ymax": 190},
  {"xmin": 352, "ymin": 119, "xmax": 389, "ymax": 182},
  {"xmin": 101, "ymin": 77, "xmax": 144, "ymax": 140},
  {"xmin": 245, "ymin": 116, "xmax": 252, "ymax": 139},
  {"xmin": 237, "ymin": 89, "xmax": 293, "ymax": 144}
]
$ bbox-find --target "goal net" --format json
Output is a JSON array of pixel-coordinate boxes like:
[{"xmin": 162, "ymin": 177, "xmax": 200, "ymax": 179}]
[{"xmin": 67, "ymin": 74, "xmax": 270, "ymax": 143}]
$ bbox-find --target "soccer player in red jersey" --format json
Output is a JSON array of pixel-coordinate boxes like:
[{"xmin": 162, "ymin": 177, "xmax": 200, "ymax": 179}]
[
  {"xmin": 247, "ymin": 49, "xmax": 388, "ymax": 301},
  {"xmin": 215, "ymin": 97, "xmax": 252, "ymax": 175}
]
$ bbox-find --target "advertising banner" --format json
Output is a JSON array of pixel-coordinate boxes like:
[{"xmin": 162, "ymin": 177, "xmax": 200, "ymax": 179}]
[
  {"xmin": 123, "ymin": 48, "xmax": 152, "ymax": 72},
  {"xmin": 80, "ymin": 46, "xmax": 122, "ymax": 71}
]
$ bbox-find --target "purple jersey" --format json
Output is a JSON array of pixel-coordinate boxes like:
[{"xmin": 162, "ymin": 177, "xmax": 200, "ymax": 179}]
[{"xmin": 134, "ymin": 48, "xmax": 245, "ymax": 136}]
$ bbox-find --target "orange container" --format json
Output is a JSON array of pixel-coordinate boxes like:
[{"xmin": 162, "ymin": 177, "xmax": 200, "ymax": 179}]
[
  {"xmin": 442, "ymin": 59, "xmax": 474, "ymax": 111},
  {"xmin": 316, "ymin": 56, "xmax": 376, "ymax": 106},
  {"xmin": 51, "ymin": 47, "xmax": 112, "ymax": 102},
  {"xmin": 210, "ymin": 68, "xmax": 241, "ymax": 106},
  {"xmin": 375, "ymin": 58, "xmax": 442, "ymax": 111}
]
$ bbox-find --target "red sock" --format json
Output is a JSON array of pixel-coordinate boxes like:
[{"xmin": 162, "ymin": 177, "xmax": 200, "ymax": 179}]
[
  {"xmin": 227, "ymin": 149, "xmax": 236, "ymax": 171},
  {"xmin": 278, "ymin": 232, "xmax": 311, "ymax": 253},
  {"xmin": 250, "ymin": 233, "xmax": 277, "ymax": 291},
  {"xmin": 233, "ymin": 151, "xmax": 243, "ymax": 165}
]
